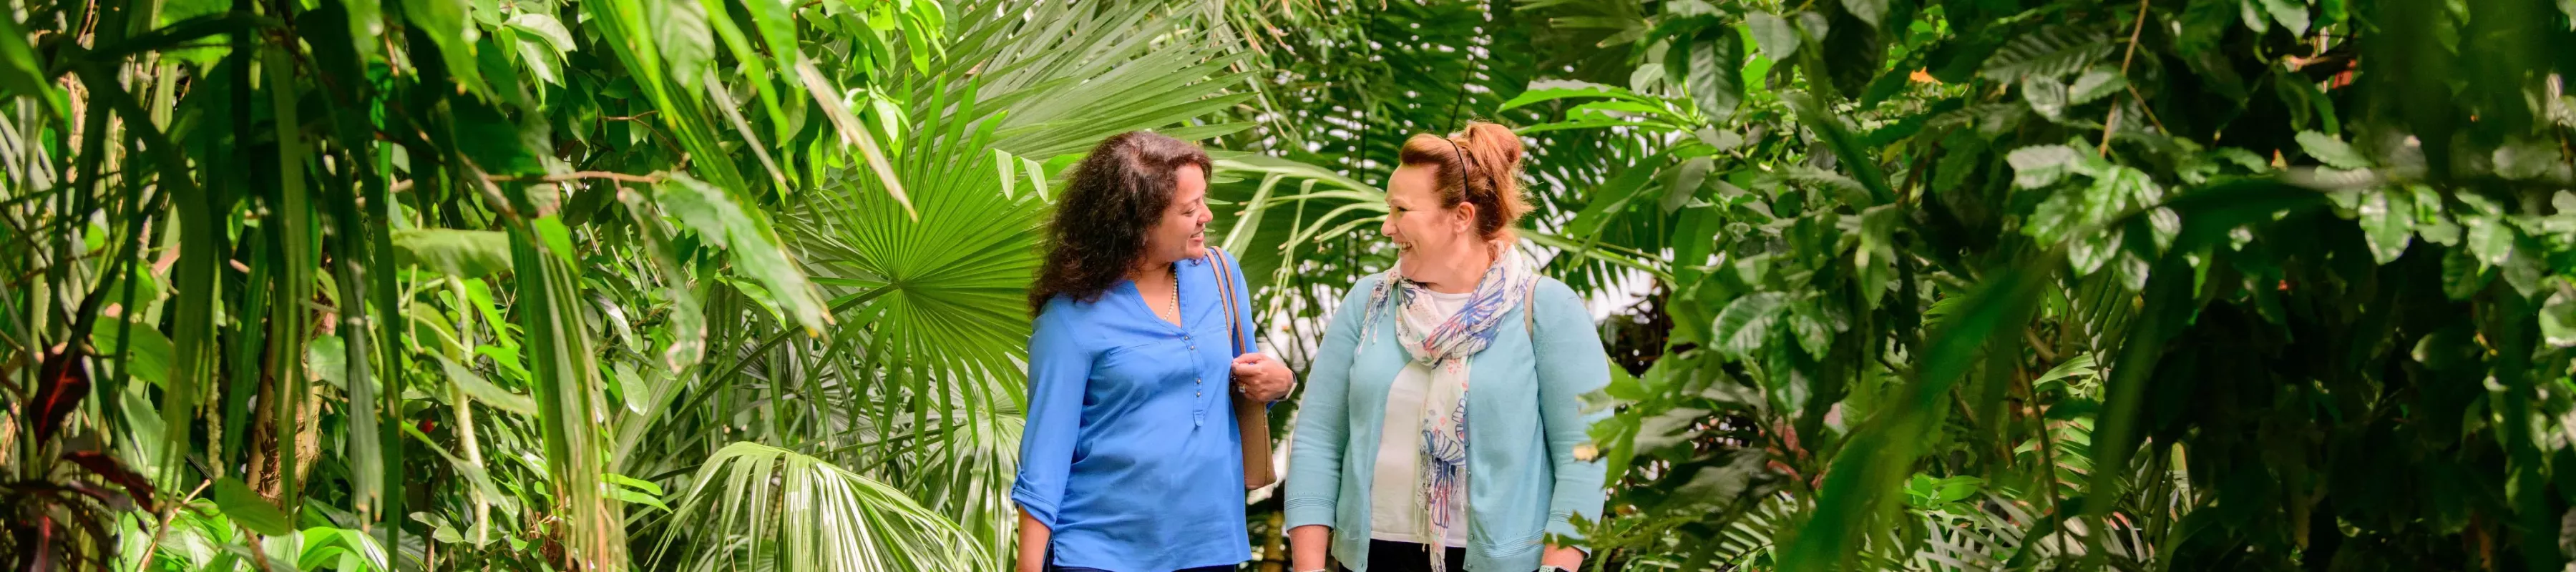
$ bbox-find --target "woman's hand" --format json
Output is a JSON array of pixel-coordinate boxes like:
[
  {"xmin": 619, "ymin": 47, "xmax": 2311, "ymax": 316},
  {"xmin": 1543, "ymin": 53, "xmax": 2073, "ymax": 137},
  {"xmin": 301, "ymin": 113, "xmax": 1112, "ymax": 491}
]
[
  {"xmin": 1015, "ymin": 508, "xmax": 1050, "ymax": 572},
  {"xmin": 1231, "ymin": 352, "xmax": 1296, "ymax": 402},
  {"xmin": 1288, "ymin": 524, "xmax": 1332, "ymax": 572},
  {"xmin": 1541, "ymin": 543, "xmax": 1584, "ymax": 570}
]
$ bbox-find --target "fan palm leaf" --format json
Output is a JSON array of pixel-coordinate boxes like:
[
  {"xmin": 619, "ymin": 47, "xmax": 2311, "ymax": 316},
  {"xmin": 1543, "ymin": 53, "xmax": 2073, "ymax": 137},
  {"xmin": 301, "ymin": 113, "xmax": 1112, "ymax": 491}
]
[{"xmin": 657, "ymin": 442, "xmax": 987, "ymax": 572}]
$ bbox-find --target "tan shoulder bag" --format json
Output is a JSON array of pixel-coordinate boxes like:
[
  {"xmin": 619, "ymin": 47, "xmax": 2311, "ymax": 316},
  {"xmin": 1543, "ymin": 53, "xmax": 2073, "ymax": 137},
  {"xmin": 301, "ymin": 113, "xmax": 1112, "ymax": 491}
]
[{"xmin": 1208, "ymin": 247, "xmax": 1278, "ymax": 490}]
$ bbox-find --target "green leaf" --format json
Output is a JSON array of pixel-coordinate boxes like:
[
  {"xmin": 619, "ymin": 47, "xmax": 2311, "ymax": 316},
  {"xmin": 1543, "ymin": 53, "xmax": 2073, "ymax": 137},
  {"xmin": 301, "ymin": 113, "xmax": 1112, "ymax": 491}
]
[
  {"xmin": 2069, "ymin": 67, "xmax": 2127, "ymax": 104},
  {"xmin": 2006, "ymin": 144, "xmax": 2081, "ymax": 189},
  {"xmin": 657, "ymin": 174, "xmax": 829, "ymax": 332},
  {"xmin": 436, "ymin": 355, "xmax": 536, "ymax": 416},
  {"xmin": 2542, "ymin": 286, "xmax": 2576, "ymax": 348},
  {"xmin": 2020, "ymin": 75, "xmax": 2069, "ymax": 120},
  {"xmin": 1662, "ymin": 157, "xmax": 1715, "ymax": 213},
  {"xmin": 505, "ymin": 14, "xmax": 576, "ymax": 52},
  {"xmin": 1841, "ymin": 0, "xmax": 1888, "ymax": 29},
  {"xmin": 451, "ymin": 98, "xmax": 544, "ymax": 177},
  {"xmin": 215, "ymin": 477, "xmax": 295, "ymax": 536},
  {"xmin": 1713, "ymin": 292, "xmax": 1786, "ymax": 358},
  {"xmin": 2466, "ymin": 214, "xmax": 2516, "ymax": 267},
  {"xmin": 2492, "ymin": 138, "xmax": 2561, "ymax": 180},
  {"xmin": 2262, "ymin": 0, "xmax": 2311, "ymax": 36},
  {"xmin": 651, "ymin": 0, "xmax": 715, "ymax": 91},
  {"xmin": 2296, "ymin": 130, "xmax": 2370, "ymax": 169},
  {"xmin": 2358, "ymin": 187, "xmax": 2414, "ymax": 264},
  {"xmin": 1498, "ymin": 80, "xmax": 1640, "ymax": 110},
  {"xmin": 94, "ymin": 320, "xmax": 176, "ymax": 388},
  {"xmin": 400, "ymin": 0, "xmax": 489, "ymax": 97},
  {"xmin": 1747, "ymin": 12, "xmax": 1800, "ymax": 61},
  {"xmin": 1978, "ymin": 26, "xmax": 2113, "ymax": 82},
  {"xmin": 392, "ymin": 229, "xmax": 514, "ymax": 278},
  {"xmin": 1687, "ymin": 26, "xmax": 1747, "ymax": 124}
]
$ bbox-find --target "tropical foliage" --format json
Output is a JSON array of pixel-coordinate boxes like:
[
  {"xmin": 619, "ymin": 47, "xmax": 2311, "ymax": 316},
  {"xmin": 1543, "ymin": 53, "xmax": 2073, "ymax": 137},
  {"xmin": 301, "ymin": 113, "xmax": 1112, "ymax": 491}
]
[{"xmin": 9, "ymin": 0, "xmax": 2576, "ymax": 570}]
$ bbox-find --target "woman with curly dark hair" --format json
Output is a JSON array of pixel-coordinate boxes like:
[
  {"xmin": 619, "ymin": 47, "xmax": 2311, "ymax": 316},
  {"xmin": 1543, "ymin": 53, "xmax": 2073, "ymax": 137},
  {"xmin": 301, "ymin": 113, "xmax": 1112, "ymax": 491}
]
[{"xmin": 1013, "ymin": 131, "xmax": 1297, "ymax": 572}]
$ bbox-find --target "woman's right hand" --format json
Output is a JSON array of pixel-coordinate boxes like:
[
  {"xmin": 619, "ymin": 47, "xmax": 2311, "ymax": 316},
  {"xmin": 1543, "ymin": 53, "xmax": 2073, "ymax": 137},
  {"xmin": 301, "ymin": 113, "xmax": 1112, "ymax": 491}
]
[{"xmin": 1289, "ymin": 524, "xmax": 1332, "ymax": 572}]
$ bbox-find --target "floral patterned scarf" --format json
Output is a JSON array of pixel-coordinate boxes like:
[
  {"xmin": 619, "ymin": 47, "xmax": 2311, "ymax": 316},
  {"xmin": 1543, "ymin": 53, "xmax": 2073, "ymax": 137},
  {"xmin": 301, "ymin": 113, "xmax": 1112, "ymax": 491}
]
[{"xmin": 1359, "ymin": 245, "xmax": 1537, "ymax": 572}]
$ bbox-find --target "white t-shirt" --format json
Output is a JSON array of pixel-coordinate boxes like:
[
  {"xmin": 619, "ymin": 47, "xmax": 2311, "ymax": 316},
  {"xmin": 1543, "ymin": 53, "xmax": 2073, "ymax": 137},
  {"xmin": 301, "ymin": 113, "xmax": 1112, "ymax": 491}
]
[{"xmin": 1369, "ymin": 289, "xmax": 1473, "ymax": 548}]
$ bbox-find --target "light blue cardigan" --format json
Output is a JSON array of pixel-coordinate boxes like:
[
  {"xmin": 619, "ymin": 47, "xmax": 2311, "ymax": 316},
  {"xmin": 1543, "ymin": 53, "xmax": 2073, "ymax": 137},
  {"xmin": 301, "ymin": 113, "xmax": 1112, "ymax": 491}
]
[{"xmin": 1284, "ymin": 274, "xmax": 1611, "ymax": 572}]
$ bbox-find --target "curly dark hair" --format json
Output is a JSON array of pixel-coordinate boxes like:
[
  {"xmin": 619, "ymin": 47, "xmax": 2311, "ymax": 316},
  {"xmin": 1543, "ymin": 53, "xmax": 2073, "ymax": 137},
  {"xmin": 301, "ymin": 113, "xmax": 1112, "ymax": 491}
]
[{"xmin": 1029, "ymin": 132, "xmax": 1213, "ymax": 315}]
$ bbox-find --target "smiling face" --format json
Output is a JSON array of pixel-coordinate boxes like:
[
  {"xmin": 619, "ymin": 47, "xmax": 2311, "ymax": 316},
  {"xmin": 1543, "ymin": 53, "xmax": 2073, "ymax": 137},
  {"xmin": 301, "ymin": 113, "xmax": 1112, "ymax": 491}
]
[
  {"xmin": 1381, "ymin": 164, "xmax": 1478, "ymax": 278},
  {"xmin": 1140, "ymin": 164, "xmax": 1213, "ymax": 268}
]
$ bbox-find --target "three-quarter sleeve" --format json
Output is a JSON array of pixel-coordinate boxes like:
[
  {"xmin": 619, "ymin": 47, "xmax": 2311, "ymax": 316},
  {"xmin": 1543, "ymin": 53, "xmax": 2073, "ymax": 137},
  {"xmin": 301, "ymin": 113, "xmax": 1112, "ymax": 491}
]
[
  {"xmin": 1013, "ymin": 304, "xmax": 1090, "ymax": 529},
  {"xmin": 1283, "ymin": 276, "xmax": 1376, "ymax": 531},
  {"xmin": 1531, "ymin": 280, "xmax": 1611, "ymax": 542}
]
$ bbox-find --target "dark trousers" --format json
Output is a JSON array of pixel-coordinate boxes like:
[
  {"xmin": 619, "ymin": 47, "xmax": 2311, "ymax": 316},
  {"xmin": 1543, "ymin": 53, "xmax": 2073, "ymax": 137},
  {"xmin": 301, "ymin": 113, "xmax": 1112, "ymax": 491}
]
[{"xmin": 1342, "ymin": 539, "xmax": 1469, "ymax": 572}]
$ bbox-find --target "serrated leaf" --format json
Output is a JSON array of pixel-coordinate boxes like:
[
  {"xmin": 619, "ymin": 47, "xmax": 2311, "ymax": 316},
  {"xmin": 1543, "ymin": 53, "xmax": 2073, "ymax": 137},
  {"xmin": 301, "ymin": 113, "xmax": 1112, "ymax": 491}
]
[
  {"xmin": 1687, "ymin": 26, "xmax": 1747, "ymax": 123},
  {"xmin": 1714, "ymin": 293, "xmax": 1787, "ymax": 358},
  {"xmin": 2069, "ymin": 67, "xmax": 2127, "ymax": 104},
  {"xmin": 2006, "ymin": 144, "xmax": 2082, "ymax": 189},
  {"xmin": 2021, "ymin": 75, "xmax": 2069, "ymax": 120},
  {"xmin": 1979, "ymin": 26, "xmax": 2112, "ymax": 82}
]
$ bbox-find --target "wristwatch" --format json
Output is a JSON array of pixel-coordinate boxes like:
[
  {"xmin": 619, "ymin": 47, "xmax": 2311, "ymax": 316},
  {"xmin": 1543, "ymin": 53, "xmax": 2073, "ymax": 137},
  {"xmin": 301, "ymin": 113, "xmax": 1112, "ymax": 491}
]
[{"xmin": 1536, "ymin": 566, "xmax": 1568, "ymax": 572}]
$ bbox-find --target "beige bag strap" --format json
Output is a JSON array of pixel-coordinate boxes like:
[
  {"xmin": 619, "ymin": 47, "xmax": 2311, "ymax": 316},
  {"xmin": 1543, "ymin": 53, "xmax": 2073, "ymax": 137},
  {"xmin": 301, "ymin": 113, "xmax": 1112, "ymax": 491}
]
[{"xmin": 1209, "ymin": 247, "xmax": 1278, "ymax": 490}]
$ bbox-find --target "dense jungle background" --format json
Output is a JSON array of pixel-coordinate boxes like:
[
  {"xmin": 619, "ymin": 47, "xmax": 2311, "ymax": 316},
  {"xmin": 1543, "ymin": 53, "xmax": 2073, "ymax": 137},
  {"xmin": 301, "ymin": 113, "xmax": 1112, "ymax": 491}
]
[{"xmin": 4, "ymin": 0, "xmax": 2575, "ymax": 569}]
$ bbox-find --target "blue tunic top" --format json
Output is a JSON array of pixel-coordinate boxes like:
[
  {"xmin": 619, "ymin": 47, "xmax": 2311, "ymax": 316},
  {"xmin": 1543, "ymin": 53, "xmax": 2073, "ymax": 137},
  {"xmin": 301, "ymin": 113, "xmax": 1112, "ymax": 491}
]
[{"xmin": 1013, "ymin": 254, "xmax": 1256, "ymax": 571}]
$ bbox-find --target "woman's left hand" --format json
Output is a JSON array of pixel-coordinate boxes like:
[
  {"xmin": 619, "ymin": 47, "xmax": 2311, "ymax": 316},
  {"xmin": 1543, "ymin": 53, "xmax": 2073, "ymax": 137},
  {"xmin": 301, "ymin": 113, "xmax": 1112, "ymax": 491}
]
[
  {"xmin": 1230, "ymin": 352, "xmax": 1296, "ymax": 402},
  {"xmin": 1541, "ymin": 543, "xmax": 1584, "ymax": 570}
]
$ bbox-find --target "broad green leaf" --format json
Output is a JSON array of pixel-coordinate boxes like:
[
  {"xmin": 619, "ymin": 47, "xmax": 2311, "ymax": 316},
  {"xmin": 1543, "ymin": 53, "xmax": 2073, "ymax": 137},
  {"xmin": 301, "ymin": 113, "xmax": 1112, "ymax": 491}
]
[
  {"xmin": 94, "ymin": 320, "xmax": 176, "ymax": 387},
  {"xmin": 2358, "ymin": 187, "xmax": 2414, "ymax": 264},
  {"xmin": 215, "ymin": 477, "xmax": 295, "ymax": 536},
  {"xmin": 1662, "ymin": 156, "xmax": 1714, "ymax": 213},
  {"xmin": 2069, "ymin": 67, "xmax": 2127, "ymax": 104},
  {"xmin": 1979, "ymin": 26, "xmax": 2113, "ymax": 82},
  {"xmin": 400, "ymin": 0, "xmax": 489, "ymax": 97},
  {"xmin": 650, "ymin": 0, "xmax": 714, "ymax": 92},
  {"xmin": 1843, "ymin": 0, "xmax": 1888, "ymax": 28},
  {"xmin": 2492, "ymin": 138, "xmax": 2561, "ymax": 180},
  {"xmin": 2262, "ymin": 0, "xmax": 2311, "ymax": 36},
  {"xmin": 1714, "ymin": 292, "xmax": 1786, "ymax": 358},
  {"xmin": 1687, "ymin": 26, "xmax": 1747, "ymax": 124},
  {"xmin": 504, "ymin": 14, "xmax": 576, "ymax": 53},
  {"xmin": 2542, "ymin": 286, "xmax": 2576, "ymax": 348},
  {"xmin": 392, "ymin": 229, "xmax": 514, "ymax": 278},
  {"xmin": 2296, "ymin": 130, "xmax": 2370, "ymax": 169},
  {"xmin": 2466, "ymin": 214, "xmax": 2516, "ymax": 267},
  {"xmin": 2020, "ymin": 75, "xmax": 2069, "ymax": 119},
  {"xmin": 1747, "ymin": 12, "xmax": 1800, "ymax": 61},
  {"xmin": 2006, "ymin": 144, "xmax": 2082, "ymax": 189}
]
